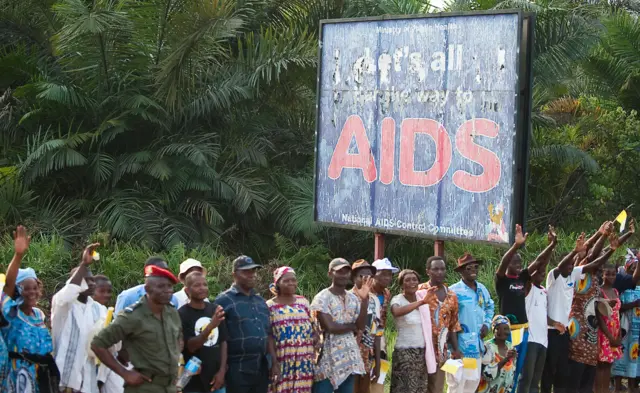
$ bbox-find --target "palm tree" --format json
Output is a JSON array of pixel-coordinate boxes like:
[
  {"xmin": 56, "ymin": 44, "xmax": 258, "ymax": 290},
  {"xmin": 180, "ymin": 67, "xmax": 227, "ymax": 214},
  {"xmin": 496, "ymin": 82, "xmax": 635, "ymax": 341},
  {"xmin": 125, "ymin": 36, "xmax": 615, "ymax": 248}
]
[
  {"xmin": 583, "ymin": 10, "xmax": 640, "ymax": 111},
  {"xmin": 0, "ymin": 0, "xmax": 318, "ymax": 248}
]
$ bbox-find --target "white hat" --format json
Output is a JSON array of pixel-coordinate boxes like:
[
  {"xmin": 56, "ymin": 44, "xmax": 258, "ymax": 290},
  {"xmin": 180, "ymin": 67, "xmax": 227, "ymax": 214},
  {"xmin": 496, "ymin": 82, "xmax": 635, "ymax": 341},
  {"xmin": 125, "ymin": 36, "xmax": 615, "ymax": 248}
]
[
  {"xmin": 372, "ymin": 258, "xmax": 399, "ymax": 273},
  {"xmin": 179, "ymin": 258, "xmax": 205, "ymax": 278}
]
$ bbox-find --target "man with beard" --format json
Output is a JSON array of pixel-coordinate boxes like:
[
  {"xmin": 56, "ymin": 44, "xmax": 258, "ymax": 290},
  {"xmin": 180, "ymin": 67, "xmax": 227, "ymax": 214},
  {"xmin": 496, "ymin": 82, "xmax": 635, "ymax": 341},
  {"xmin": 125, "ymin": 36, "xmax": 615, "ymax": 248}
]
[
  {"xmin": 418, "ymin": 256, "xmax": 463, "ymax": 393},
  {"xmin": 449, "ymin": 253, "xmax": 495, "ymax": 393},
  {"xmin": 91, "ymin": 264, "xmax": 182, "ymax": 393},
  {"xmin": 215, "ymin": 256, "xmax": 279, "ymax": 393}
]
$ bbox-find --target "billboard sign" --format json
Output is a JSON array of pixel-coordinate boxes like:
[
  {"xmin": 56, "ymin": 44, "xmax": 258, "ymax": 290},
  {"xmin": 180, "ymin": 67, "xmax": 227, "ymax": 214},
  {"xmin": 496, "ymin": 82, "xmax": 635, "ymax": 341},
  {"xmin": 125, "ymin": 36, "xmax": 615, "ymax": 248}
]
[{"xmin": 314, "ymin": 11, "xmax": 533, "ymax": 244}]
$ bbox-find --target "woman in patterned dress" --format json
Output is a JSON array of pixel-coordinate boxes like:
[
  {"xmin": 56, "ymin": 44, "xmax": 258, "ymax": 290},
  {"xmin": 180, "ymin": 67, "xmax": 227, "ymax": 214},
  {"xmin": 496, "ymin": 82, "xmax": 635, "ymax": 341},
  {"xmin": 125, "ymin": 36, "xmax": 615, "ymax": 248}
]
[
  {"xmin": 478, "ymin": 315, "xmax": 517, "ymax": 393},
  {"xmin": 613, "ymin": 255, "xmax": 640, "ymax": 393},
  {"xmin": 2, "ymin": 226, "xmax": 55, "ymax": 393},
  {"xmin": 390, "ymin": 269, "xmax": 430, "ymax": 393},
  {"xmin": 267, "ymin": 267, "xmax": 315, "ymax": 393},
  {"xmin": 596, "ymin": 264, "xmax": 623, "ymax": 393}
]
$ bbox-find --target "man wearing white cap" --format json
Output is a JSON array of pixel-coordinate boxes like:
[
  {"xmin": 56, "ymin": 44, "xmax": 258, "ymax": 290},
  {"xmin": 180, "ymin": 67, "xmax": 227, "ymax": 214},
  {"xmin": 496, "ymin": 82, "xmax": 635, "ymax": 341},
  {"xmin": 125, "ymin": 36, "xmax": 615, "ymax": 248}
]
[
  {"xmin": 371, "ymin": 258, "xmax": 399, "ymax": 360},
  {"xmin": 175, "ymin": 259, "xmax": 208, "ymax": 308}
]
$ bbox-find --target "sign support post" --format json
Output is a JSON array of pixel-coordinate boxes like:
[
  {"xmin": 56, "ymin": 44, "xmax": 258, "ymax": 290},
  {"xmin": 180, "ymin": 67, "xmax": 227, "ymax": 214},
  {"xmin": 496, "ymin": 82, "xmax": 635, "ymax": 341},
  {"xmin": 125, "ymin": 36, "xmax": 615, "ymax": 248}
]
[
  {"xmin": 374, "ymin": 233, "xmax": 385, "ymax": 260},
  {"xmin": 434, "ymin": 240, "xmax": 445, "ymax": 258}
]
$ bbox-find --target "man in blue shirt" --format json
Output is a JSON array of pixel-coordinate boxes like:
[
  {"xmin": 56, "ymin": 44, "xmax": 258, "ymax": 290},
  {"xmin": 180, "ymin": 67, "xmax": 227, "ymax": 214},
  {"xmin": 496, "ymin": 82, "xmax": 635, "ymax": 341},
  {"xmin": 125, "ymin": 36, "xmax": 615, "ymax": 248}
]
[
  {"xmin": 216, "ymin": 255, "xmax": 280, "ymax": 393},
  {"xmin": 114, "ymin": 256, "xmax": 180, "ymax": 315},
  {"xmin": 449, "ymin": 253, "xmax": 495, "ymax": 393}
]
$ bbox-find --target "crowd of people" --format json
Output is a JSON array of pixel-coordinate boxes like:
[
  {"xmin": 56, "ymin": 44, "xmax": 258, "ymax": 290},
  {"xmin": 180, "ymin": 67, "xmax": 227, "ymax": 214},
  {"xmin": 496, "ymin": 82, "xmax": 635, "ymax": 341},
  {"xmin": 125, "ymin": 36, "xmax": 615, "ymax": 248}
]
[{"xmin": 0, "ymin": 220, "xmax": 637, "ymax": 393}]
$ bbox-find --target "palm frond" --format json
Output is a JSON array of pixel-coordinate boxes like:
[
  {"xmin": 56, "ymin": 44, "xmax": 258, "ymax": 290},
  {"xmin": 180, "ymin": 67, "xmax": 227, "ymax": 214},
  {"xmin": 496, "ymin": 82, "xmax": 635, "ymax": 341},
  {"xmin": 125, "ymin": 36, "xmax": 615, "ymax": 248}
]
[{"xmin": 530, "ymin": 144, "xmax": 600, "ymax": 173}]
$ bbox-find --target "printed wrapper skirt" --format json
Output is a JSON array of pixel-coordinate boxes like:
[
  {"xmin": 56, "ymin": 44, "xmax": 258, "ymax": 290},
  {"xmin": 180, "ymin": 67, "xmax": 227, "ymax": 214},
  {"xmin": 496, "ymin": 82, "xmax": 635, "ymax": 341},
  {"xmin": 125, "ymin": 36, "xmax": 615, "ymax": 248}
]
[{"xmin": 390, "ymin": 347, "xmax": 428, "ymax": 393}]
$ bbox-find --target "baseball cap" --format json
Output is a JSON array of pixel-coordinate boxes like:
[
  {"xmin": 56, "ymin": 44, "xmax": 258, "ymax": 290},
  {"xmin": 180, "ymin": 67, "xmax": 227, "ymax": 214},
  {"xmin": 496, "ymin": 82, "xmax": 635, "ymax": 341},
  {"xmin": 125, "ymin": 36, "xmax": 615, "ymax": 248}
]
[
  {"xmin": 372, "ymin": 258, "xmax": 399, "ymax": 273},
  {"xmin": 179, "ymin": 258, "xmax": 206, "ymax": 278},
  {"xmin": 233, "ymin": 255, "xmax": 262, "ymax": 271},
  {"xmin": 328, "ymin": 258, "xmax": 350, "ymax": 272}
]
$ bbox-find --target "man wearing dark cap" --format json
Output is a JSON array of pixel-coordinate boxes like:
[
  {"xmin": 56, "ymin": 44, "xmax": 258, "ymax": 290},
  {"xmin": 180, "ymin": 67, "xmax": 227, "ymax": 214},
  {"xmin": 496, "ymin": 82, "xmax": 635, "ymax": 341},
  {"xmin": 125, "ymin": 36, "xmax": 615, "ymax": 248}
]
[
  {"xmin": 91, "ymin": 264, "xmax": 182, "ymax": 393},
  {"xmin": 215, "ymin": 255, "xmax": 280, "ymax": 393}
]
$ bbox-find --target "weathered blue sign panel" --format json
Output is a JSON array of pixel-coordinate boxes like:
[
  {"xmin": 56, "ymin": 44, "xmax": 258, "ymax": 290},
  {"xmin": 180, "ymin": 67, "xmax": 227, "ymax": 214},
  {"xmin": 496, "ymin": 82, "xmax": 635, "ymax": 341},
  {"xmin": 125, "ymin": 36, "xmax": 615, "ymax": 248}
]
[{"xmin": 314, "ymin": 11, "xmax": 532, "ymax": 244}]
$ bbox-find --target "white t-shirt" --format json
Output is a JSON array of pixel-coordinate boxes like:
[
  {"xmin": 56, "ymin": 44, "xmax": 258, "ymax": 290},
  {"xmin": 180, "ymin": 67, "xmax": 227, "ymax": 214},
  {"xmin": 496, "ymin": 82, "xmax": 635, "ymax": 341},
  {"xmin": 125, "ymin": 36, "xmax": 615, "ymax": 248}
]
[
  {"xmin": 526, "ymin": 284, "xmax": 548, "ymax": 347},
  {"xmin": 391, "ymin": 294, "xmax": 425, "ymax": 349},
  {"xmin": 546, "ymin": 266, "xmax": 583, "ymax": 329}
]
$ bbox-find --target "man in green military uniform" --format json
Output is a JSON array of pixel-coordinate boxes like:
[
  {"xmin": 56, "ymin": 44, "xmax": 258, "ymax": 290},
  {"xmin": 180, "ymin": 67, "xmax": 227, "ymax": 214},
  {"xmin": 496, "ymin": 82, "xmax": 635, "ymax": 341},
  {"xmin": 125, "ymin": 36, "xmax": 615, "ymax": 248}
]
[{"xmin": 92, "ymin": 263, "xmax": 182, "ymax": 393}]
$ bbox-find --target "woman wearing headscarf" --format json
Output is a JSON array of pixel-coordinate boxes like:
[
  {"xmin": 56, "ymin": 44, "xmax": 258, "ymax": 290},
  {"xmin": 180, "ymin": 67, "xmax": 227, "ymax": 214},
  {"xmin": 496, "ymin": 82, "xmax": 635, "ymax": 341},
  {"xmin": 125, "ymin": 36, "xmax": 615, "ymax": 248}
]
[
  {"xmin": 267, "ymin": 266, "xmax": 315, "ymax": 393},
  {"xmin": 477, "ymin": 315, "xmax": 517, "ymax": 393},
  {"xmin": 2, "ymin": 226, "xmax": 56, "ymax": 393},
  {"xmin": 613, "ymin": 250, "xmax": 640, "ymax": 393},
  {"xmin": 389, "ymin": 269, "xmax": 436, "ymax": 393}
]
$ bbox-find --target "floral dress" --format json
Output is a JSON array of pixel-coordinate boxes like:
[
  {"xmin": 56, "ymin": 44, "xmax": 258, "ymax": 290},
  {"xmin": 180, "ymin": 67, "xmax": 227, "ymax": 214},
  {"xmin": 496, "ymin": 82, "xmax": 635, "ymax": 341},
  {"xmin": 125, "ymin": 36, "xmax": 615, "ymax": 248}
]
[
  {"xmin": 478, "ymin": 339, "xmax": 516, "ymax": 393},
  {"xmin": 267, "ymin": 296, "xmax": 315, "ymax": 393},
  {"xmin": 599, "ymin": 289, "xmax": 623, "ymax": 363}
]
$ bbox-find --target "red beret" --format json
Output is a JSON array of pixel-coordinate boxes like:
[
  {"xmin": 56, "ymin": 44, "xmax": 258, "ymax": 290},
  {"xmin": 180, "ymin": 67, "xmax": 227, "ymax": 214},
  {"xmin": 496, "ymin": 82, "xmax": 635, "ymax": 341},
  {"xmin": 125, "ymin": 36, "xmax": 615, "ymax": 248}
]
[{"xmin": 144, "ymin": 265, "xmax": 179, "ymax": 284}]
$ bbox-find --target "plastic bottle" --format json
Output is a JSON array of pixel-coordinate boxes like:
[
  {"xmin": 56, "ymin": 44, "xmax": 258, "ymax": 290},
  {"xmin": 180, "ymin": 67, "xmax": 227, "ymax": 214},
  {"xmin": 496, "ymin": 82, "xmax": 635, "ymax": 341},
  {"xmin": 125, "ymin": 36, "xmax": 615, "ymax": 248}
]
[{"xmin": 176, "ymin": 356, "xmax": 201, "ymax": 389}]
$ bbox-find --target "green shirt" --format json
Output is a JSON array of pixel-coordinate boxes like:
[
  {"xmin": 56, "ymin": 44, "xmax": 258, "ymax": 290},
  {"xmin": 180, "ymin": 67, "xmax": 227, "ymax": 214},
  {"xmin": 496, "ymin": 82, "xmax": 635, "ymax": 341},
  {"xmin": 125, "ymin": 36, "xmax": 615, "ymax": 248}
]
[{"xmin": 92, "ymin": 295, "xmax": 182, "ymax": 393}]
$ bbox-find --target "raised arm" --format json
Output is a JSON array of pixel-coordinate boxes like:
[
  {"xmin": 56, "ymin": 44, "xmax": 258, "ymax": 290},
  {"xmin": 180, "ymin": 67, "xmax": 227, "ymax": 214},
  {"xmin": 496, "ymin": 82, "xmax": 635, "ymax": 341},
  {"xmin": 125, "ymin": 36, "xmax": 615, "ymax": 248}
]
[
  {"xmin": 68, "ymin": 243, "xmax": 100, "ymax": 287},
  {"xmin": 587, "ymin": 222, "xmax": 613, "ymax": 261},
  {"xmin": 527, "ymin": 226, "xmax": 558, "ymax": 275},
  {"xmin": 581, "ymin": 233, "xmax": 619, "ymax": 274},
  {"xmin": 583, "ymin": 222, "xmax": 606, "ymax": 251},
  {"xmin": 604, "ymin": 219, "xmax": 635, "ymax": 254},
  {"xmin": 4, "ymin": 226, "xmax": 31, "ymax": 298},
  {"xmin": 555, "ymin": 232, "xmax": 586, "ymax": 278},
  {"xmin": 391, "ymin": 295, "xmax": 428, "ymax": 318},
  {"xmin": 352, "ymin": 277, "xmax": 373, "ymax": 331},
  {"xmin": 497, "ymin": 224, "xmax": 527, "ymax": 277}
]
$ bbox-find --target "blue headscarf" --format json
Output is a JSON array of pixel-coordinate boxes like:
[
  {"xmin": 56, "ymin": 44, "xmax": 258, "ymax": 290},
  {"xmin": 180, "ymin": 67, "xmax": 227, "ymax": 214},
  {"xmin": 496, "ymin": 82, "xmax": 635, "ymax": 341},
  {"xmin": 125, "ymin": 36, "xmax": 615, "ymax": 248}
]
[
  {"xmin": 491, "ymin": 314, "xmax": 511, "ymax": 332},
  {"xmin": 15, "ymin": 268, "xmax": 37, "ymax": 305}
]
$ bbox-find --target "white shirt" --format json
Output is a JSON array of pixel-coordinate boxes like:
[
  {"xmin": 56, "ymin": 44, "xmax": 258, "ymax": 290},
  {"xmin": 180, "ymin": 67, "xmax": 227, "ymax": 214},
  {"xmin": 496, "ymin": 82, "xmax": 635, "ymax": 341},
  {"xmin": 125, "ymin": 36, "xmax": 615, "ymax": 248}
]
[
  {"xmin": 174, "ymin": 288, "xmax": 209, "ymax": 308},
  {"xmin": 526, "ymin": 284, "xmax": 548, "ymax": 347},
  {"xmin": 391, "ymin": 294, "xmax": 425, "ymax": 349},
  {"xmin": 546, "ymin": 266, "xmax": 583, "ymax": 329},
  {"xmin": 51, "ymin": 279, "xmax": 105, "ymax": 393}
]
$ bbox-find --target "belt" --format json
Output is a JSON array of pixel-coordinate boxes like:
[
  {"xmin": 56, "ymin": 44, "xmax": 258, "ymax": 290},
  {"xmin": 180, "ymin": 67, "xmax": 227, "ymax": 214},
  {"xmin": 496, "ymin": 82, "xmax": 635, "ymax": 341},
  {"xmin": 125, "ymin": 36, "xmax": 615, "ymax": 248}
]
[{"xmin": 510, "ymin": 323, "xmax": 529, "ymax": 330}]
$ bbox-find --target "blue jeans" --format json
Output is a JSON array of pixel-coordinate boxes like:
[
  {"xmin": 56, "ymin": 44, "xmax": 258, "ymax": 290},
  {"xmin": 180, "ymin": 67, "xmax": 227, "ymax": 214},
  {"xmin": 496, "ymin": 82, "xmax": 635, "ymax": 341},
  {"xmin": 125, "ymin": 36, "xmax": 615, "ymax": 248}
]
[
  {"xmin": 313, "ymin": 375, "xmax": 355, "ymax": 393},
  {"xmin": 188, "ymin": 389, "xmax": 226, "ymax": 393}
]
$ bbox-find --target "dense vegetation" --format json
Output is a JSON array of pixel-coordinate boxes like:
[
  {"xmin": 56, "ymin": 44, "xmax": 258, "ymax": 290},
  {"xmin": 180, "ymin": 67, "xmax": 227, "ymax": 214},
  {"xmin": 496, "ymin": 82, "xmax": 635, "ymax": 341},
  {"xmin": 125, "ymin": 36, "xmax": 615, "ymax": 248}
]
[{"xmin": 1, "ymin": 0, "xmax": 639, "ymax": 293}]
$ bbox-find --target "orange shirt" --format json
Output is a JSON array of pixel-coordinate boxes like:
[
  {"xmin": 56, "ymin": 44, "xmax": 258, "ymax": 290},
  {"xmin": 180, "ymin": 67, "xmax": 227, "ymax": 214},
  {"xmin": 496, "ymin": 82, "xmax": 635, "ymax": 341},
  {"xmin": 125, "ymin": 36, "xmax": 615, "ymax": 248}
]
[{"xmin": 418, "ymin": 281, "xmax": 462, "ymax": 363}]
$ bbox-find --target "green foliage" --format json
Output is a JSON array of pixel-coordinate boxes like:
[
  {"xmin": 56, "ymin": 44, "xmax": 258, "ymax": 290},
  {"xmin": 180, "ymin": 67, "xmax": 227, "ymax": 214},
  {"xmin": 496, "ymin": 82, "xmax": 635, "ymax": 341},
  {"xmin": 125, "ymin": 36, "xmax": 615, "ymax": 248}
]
[
  {"xmin": 0, "ymin": 0, "xmax": 639, "ymax": 269},
  {"xmin": 528, "ymin": 97, "xmax": 640, "ymax": 231},
  {"xmin": 0, "ymin": 0, "xmax": 319, "ymax": 250}
]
